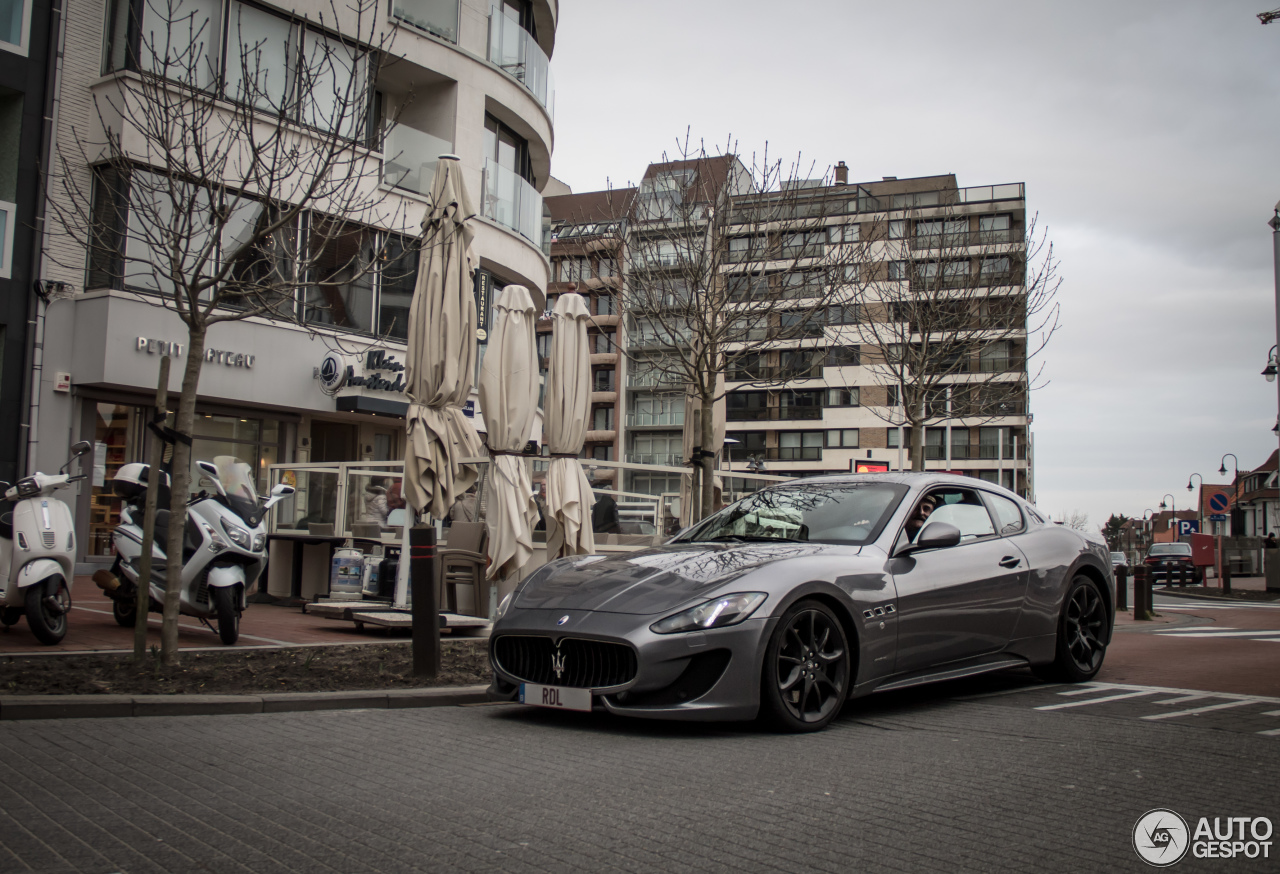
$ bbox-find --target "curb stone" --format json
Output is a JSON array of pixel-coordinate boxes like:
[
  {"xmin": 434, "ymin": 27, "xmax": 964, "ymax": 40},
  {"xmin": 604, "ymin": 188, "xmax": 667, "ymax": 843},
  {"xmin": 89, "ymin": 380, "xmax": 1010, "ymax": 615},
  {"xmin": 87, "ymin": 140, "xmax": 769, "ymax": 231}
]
[
  {"xmin": 1155, "ymin": 587, "xmax": 1280, "ymax": 604},
  {"xmin": 0, "ymin": 684, "xmax": 492, "ymax": 721}
]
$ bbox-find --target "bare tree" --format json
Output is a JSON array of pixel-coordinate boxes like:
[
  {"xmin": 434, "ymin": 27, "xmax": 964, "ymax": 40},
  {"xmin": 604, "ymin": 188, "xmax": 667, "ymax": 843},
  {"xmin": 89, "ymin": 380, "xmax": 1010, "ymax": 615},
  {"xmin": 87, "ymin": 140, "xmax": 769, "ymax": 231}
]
[
  {"xmin": 845, "ymin": 194, "xmax": 1060, "ymax": 475},
  {"xmin": 1054, "ymin": 510, "xmax": 1092, "ymax": 532},
  {"xmin": 46, "ymin": 0, "xmax": 415, "ymax": 664},
  {"xmin": 600, "ymin": 136, "xmax": 865, "ymax": 522}
]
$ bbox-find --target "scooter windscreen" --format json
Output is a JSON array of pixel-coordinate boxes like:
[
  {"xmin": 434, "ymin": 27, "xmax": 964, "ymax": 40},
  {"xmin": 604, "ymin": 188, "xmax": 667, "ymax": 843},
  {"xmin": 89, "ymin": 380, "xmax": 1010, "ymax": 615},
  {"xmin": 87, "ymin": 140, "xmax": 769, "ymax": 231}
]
[{"xmin": 212, "ymin": 456, "xmax": 262, "ymax": 526}]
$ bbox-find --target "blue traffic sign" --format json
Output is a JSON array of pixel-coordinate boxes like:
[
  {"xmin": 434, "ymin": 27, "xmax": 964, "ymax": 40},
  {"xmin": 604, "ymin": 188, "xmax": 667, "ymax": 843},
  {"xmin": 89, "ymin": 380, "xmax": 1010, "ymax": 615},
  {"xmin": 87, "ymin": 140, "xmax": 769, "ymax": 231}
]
[
  {"xmin": 1178, "ymin": 520, "xmax": 1199, "ymax": 536},
  {"xmin": 1209, "ymin": 513, "xmax": 1227, "ymax": 522},
  {"xmin": 1208, "ymin": 492, "xmax": 1230, "ymax": 513}
]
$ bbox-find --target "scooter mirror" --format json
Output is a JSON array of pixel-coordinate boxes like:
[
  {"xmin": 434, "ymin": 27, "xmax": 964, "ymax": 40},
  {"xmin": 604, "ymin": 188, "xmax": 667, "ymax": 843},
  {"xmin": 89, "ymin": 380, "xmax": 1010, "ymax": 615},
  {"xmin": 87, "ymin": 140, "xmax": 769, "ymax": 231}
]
[
  {"xmin": 270, "ymin": 483, "xmax": 296, "ymax": 498},
  {"xmin": 71, "ymin": 440, "xmax": 92, "ymax": 456}
]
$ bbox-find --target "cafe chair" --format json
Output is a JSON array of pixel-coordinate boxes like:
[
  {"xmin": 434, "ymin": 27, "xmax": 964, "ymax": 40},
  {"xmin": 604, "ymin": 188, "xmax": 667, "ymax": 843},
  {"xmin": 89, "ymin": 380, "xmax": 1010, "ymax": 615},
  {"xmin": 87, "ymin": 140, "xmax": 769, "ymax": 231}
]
[{"xmin": 437, "ymin": 521, "xmax": 488, "ymax": 617}]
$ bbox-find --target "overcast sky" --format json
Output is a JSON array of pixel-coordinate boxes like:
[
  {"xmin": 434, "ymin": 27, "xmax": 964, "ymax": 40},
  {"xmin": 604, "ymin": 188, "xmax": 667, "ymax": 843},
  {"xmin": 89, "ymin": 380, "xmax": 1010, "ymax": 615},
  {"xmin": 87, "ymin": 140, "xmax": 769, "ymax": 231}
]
[{"xmin": 546, "ymin": 0, "xmax": 1280, "ymax": 528}]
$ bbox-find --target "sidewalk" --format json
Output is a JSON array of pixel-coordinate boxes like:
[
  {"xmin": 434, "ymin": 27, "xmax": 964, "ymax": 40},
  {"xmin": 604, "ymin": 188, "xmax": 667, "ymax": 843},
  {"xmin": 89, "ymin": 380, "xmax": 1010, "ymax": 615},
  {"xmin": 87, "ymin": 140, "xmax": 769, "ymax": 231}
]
[{"xmin": 0, "ymin": 577, "xmax": 397, "ymax": 655}]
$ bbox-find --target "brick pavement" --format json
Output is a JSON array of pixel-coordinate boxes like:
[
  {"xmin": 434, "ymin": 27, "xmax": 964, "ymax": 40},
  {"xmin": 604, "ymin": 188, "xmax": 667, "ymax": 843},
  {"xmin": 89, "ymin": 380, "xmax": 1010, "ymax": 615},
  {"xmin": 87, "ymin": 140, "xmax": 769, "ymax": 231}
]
[
  {"xmin": 0, "ymin": 578, "xmax": 388, "ymax": 654},
  {"xmin": 0, "ymin": 690, "xmax": 1277, "ymax": 873}
]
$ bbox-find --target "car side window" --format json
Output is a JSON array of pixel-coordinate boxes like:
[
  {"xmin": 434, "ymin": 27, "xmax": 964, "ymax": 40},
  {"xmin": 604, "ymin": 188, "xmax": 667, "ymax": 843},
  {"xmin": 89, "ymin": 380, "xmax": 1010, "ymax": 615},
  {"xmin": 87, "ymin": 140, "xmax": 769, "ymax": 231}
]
[
  {"xmin": 922, "ymin": 488, "xmax": 996, "ymax": 541},
  {"xmin": 986, "ymin": 493, "xmax": 1024, "ymax": 535}
]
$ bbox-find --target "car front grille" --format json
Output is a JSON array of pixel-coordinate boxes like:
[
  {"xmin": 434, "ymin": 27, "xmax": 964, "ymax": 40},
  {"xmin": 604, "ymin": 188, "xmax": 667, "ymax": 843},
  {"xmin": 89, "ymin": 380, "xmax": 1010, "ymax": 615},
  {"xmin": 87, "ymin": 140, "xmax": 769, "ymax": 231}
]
[{"xmin": 493, "ymin": 635, "xmax": 638, "ymax": 689}]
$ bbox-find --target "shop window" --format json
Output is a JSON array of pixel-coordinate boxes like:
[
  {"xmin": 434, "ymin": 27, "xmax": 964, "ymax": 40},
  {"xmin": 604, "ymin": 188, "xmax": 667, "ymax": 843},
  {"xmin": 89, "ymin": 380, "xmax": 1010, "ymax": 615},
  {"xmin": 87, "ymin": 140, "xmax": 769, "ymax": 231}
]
[
  {"xmin": 88, "ymin": 404, "xmax": 145, "ymax": 556},
  {"xmin": 190, "ymin": 413, "xmax": 282, "ymax": 494}
]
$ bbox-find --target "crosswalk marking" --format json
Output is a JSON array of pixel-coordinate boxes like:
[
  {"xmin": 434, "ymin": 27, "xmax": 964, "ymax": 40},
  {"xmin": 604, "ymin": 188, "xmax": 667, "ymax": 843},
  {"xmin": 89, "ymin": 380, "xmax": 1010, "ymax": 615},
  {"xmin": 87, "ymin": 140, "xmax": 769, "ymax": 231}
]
[
  {"xmin": 1260, "ymin": 727, "xmax": 1280, "ymax": 737},
  {"xmin": 1140, "ymin": 700, "xmax": 1255, "ymax": 721},
  {"xmin": 1156, "ymin": 630, "xmax": 1280, "ymax": 638},
  {"xmin": 1035, "ymin": 691, "xmax": 1157, "ymax": 711}
]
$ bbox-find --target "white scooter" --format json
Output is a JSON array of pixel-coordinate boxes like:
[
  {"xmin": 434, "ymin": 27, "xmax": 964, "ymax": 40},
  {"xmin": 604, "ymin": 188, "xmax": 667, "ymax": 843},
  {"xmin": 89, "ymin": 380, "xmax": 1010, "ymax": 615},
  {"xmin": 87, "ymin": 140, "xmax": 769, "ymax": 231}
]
[
  {"xmin": 98, "ymin": 456, "xmax": 294, "ymax": 645},
  {"xmin": 0, "ymin": 441, "xmax": 93, "ymax": 645}
]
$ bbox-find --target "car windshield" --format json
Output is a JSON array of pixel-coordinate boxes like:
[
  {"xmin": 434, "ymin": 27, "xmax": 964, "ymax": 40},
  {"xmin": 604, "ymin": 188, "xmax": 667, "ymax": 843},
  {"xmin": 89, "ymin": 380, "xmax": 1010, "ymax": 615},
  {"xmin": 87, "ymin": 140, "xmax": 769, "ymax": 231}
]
[
  {"xmin": 678, "ymin": 482, "xmax": 908, "ymax": 545},
  {"xmin": 1149, "ymin": 543, "xmax": 1192, "ymax": 556},
  {"xmin": 213, "ymin": 455, "xmax": 260, "ymax": 523},
  {"xmin": 1111, "ymin": 552, "xmax": 1125, "ymax": 561}
]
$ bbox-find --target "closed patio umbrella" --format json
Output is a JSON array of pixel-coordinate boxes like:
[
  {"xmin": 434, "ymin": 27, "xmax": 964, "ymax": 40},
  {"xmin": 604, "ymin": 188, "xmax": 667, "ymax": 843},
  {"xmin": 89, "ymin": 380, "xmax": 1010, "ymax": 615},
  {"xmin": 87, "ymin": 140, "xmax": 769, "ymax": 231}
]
[
  {"xmin": 402, "ymin": 156, "xmax": 485, "ymax": 522},
  {"xmin": 544, "ymin": 293, "xmax": 595, "ymax": 558},
  {"xmin": 478, "ymin": 285, "xmax": 540, "ymax": 599}
]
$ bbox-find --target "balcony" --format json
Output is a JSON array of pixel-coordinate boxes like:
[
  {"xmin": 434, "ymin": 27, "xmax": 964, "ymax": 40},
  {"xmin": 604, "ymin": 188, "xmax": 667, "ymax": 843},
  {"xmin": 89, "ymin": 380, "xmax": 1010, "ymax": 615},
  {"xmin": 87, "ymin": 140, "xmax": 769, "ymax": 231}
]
[
  {"xmin": 764, "ymin": 447, "xmax": 822, "ymax": 461},
  {"xmin": 382, "ymin": 125, "xmax": 453, "ymax": 199},
  {"xmin": 628, "ymin": 371, "xmax": 684, "ymax": 389},
  {"xmin": 977, "ymin": 443, "xmax": 1027, "ymax": 460},
  {"xmin": 726, "ymin": 406, "xmax": 823, "ymax": 422},
  {"xmin": 482, "ymin": 159, "xmax": 545, "ymax": 249},
  {"xmin": 908, "ymin": 228, "xmax": 1021, "ymax": 250},
  {"xmin": 625, "ymin": 452, "xmax": 684, "ymax": 466},
  {"xmin": 626, "ymin": 411, "xmax": 685, "ymax": 428},
  {"xmin": 488, "ymin": 7, "xmax": 554, "ymax": 115},
  {"xmin": 391, "ymin": 0, "xmax": 459, "ymax": 43}
]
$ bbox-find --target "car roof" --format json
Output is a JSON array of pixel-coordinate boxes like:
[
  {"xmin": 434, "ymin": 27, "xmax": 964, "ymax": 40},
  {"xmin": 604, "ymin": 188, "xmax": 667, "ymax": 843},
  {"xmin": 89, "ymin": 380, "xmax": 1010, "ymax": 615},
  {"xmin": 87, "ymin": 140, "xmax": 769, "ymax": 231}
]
[{"xmin": 797, "ymin": 471, "xmax": 1029, "ymax": 503}]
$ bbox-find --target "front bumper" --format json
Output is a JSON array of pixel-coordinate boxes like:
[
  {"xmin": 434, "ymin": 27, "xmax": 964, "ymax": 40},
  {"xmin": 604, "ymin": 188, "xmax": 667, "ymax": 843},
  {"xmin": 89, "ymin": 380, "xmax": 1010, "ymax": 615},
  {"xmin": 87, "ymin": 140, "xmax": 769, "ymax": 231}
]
[{"xmin": 488, "ymin": 607, "xmax": 773, "ymax": 722}]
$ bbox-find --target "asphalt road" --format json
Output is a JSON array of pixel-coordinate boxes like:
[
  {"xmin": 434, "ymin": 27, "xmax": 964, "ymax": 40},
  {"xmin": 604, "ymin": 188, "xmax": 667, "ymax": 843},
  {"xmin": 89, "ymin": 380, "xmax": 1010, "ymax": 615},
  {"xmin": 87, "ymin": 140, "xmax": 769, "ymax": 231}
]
[{"xmin": 2, "ymin": 669, "xmax": 1278, "ymax": 874}]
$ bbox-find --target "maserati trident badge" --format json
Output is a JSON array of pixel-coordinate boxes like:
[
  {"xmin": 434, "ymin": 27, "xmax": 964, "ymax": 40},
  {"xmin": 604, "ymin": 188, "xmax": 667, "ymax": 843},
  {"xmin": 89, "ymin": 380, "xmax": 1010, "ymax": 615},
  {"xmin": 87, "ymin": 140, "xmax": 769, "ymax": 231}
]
[{"xmin": 551, "ymin": 647, "xmax": 566, "ymax": 680}]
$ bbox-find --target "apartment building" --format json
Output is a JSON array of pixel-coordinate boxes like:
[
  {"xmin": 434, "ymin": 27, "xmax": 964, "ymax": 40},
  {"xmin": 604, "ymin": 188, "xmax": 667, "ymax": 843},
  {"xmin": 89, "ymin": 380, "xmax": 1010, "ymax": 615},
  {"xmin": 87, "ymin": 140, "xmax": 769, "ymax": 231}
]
[
  {"xmin": 549, "ymin": 157, "xmax": 1035, "ymax": 502},
  {"xmin": 0, "ymin": 0, "xmax": 53, "ymax": 484},
  {"xmin": 33, "ymin": 0, "xmax": 558, "ymax": 564}
]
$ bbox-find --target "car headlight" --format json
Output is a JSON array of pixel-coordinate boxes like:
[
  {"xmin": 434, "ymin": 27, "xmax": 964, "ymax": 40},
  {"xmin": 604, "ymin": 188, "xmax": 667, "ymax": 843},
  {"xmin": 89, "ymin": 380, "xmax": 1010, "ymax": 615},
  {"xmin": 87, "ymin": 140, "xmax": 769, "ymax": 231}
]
[
  {"xmin": 650, "ymin": 592, "xmax": 767, "ymax": 635},
  {"xmin": 220, "ymin": 518, "xmax": 252, "ymax": 550},
  {"xmin": 495, "ymin": 592, "xmax": 514, "ymax": 619}
]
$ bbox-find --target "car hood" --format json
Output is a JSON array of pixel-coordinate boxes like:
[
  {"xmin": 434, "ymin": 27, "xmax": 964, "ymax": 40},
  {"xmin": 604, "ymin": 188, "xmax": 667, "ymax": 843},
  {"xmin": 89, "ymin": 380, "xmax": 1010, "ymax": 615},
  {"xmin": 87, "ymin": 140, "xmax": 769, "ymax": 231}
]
[{"xmin": 513, "ymin": 541, "xmax": 857, "ymax": 615}]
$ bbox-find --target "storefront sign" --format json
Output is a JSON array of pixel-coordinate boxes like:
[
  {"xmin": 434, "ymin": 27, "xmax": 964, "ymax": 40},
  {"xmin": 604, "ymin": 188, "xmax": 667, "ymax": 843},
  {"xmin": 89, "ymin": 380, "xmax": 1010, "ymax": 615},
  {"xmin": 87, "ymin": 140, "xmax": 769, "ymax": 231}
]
[
  {"xmin": 134, "ymin": 337, "xmax": 254, "ymax": 368},
  {"xmin": 474, "ymin": 270, "xmax": 493, "ymax": 343},
  {"xmin": 317, "ymin": 349, "xmax": 406, "ymax": 395}
]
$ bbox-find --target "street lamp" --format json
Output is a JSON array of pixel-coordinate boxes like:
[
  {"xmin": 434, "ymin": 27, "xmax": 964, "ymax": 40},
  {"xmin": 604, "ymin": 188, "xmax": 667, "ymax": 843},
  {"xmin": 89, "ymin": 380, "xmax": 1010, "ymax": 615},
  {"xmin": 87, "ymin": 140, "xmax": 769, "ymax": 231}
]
[
  {"xmin": 1187, "ymin": 472, "xmax": 1203, "ymax": 492},
  {"xmin": 1263, "ymin": 345, "xmax": 1277, "ymax": 382}
]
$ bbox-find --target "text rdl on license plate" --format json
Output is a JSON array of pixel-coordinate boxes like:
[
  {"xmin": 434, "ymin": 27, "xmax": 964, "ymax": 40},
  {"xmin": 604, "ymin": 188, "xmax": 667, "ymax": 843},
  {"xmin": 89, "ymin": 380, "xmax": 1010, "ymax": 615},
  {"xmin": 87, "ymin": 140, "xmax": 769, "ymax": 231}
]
[{"xmin": 519, "ymin": 683, "xmax": 592, "ymax": 712}]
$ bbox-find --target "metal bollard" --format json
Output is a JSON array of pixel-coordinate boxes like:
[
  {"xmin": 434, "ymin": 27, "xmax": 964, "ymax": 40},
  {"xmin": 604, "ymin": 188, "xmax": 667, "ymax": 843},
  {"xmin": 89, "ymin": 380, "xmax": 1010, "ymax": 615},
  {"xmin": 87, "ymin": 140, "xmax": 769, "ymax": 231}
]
[
  {"xmin": 1223, "ymin": 559, "xmax": 1232, "ymax": 595},
  {"xmin": 1133, "ymin": 565, "xmax": 1152, "ymax": 621},
  {"xmin": 1116, "ymin": 566, "xmax": 1128, "ymax": 612},
  {"xmin": 409, "ymin": 525, "xmax": 439, "ymax": 678}
]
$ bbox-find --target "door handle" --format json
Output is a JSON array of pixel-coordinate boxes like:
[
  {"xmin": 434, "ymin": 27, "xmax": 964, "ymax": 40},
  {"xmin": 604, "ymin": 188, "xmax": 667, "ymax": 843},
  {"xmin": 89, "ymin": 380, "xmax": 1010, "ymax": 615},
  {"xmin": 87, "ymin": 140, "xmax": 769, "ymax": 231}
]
[{"xmin": 998, "ymin": 556, "xmax": 1021, "ymax": 569}]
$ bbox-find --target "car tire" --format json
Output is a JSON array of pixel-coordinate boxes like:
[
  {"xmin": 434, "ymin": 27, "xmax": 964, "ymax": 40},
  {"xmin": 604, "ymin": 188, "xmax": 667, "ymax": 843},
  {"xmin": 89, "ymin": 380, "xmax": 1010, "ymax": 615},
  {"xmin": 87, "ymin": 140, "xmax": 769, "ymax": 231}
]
[
  {"xmin": 1034, "ymin": 574, "xmax": 1108, "ymax": 683},
  {"xmin": 759, "ymin": 599, "xmax": 851, "ymax": 732},
  {"xmin": 112, "ymin": 596, "xmax": 137, "ymax": 627}
]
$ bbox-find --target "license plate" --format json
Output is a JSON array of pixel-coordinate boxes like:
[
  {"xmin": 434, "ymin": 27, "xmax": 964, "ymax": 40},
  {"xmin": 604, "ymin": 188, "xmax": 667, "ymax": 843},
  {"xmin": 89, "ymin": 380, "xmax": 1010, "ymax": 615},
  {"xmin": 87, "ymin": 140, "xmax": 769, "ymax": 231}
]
[{"xmin": 519, "ymin": 683, "xmax": 592, "ymax": 712}]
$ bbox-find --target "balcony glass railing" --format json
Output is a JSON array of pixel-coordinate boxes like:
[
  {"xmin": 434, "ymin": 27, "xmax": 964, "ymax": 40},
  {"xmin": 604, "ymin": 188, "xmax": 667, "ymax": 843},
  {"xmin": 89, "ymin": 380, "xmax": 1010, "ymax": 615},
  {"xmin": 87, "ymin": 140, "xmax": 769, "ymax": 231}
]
[
  {"xmin": 392, "ymin": 0, "xmax": 459, "ymax": 43},
  {"xmin": 625, "ymin": 452, "xmax": 684, "ymax": 466},
  {"xmin": 626, "ymin": 411, "xmax": 685, "ymax": 428},
  {"xmin": 766, "ymin": 447, "xmax": 822, "ymax": 461},
  {"xmin": 482, "ymin": 158, "xmax": 544, "ymax": 248},
  {"xmin": 726, "ymin": 407, "xmax": 823, "ymax": 422},
  {"xmin": 382, "ymin": 125, "xmax": 453, "ymax": 198},
  {"xmin": 488, "ymin": 6, "xmax": 554, "ymax": 115}
]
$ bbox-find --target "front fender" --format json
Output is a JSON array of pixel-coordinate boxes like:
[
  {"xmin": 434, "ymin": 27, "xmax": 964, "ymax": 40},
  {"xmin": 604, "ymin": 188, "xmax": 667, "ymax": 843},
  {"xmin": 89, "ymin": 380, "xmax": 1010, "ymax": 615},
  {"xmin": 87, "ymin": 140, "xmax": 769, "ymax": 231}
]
[
  {"xmin": 207, "ymin": 565, "xmax": 245, "ymax": 588},
  {"xmin": 16, "ymin": 559, "xmax": 66, "ymax": 589}
]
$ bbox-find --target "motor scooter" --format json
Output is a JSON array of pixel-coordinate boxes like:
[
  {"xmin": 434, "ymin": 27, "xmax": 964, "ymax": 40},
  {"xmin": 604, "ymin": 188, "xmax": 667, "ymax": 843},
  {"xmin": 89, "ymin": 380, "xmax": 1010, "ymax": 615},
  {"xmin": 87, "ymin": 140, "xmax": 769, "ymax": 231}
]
[
  {"xmin": 0, "ymin": 441, "xmax": 93, "ymax": 644},
  {"xmin": 96, "ymin": 456, "xmax": 294, "ymax": 644}
]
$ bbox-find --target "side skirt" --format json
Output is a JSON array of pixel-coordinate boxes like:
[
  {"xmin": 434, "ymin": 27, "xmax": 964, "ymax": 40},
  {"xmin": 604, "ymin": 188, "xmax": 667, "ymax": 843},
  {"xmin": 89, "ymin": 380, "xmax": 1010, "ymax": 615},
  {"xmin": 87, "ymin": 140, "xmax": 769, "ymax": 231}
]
[{"xmin": 864, "ymin": 654, "xmax": 1032, "ymax": 695}]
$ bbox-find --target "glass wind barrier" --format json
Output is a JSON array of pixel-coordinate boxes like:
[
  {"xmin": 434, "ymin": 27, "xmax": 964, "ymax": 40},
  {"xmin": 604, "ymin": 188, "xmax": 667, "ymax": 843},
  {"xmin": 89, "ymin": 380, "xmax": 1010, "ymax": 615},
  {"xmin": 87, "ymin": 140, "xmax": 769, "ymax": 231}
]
[
  {"xmin": 391, "ymin": 0, "xmax": 459, "ymax": 43},
  {"xmin": 267, "ymin": 461, "xmax": 406, "ymax": 542},
  {"xmin": 487, "ymin": 5, "xmax": 554, "ymax": 115},
  {"xmin": 382, "ymin": 125, "xmax": 453, "ymax": 198},
  {"xmin": 482, "ymin": 158, "xmax": 544, "ymax": 246}
]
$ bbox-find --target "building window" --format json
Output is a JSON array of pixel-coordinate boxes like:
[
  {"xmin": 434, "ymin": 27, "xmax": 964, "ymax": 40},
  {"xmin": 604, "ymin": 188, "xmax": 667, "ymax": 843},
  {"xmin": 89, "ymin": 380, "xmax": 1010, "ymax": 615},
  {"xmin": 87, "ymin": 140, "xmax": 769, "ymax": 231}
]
[
  {"xmin": 598, "ymin": 258, "xmax": 617, "ymax": 278},
  {"xmin": 592, "ymin": 368, "xmax": 615, "ymax": 392},
  {"xmin": 0, "ymin": 197, "xmax": 13, "ymax": 279},
  {"xmin": 592, "ymin": 330, "xmax": 615, "ymax": 355},
  {"xmin": 590, "ymin": 444, "xmax": 614, "ymax": 461},
  {"xmin": 1, "ymin": 0, "xmax": 32, "ymax": 55},
  {"xmin": 593, "ymin": 294, "xmax": 616, "ymax": 316},
  {"xmin": 887, "ymin": 260, "xmax": 907, "ymax": 280},
  {"xmin": 302, "ymin": 218, "xmax": 376, "ymax": 332},
  {"xmin": 190, "ymin": 413, "xmax": 281, "ymax": 495},
  {"xmin": 825, "ymin": 429, "xmax": 859, "ymax": 448},
  {"xmin": 483, "ymin": 112, "xmax": 532, "ymax": 184},
  {"xmin": 377, "ymin": 235, "xmax": 418, "ymax": 341},
  {"xmin": 826, "ymin": 223, "xmax": 858, "ymax": 245},
  {"xmin": 886, "ymin": 427, "xmax": 912, "ymax": 449},
  {"xmin": 629, "ymin": 392, "xmax": 683, "ymax": 427},
  {"xmin": 825, "ymin": 387, "xmax": 859, "ymax": 407},
  {"xmin": 825, "ymin": 346, "xmax": 860, "ymax": 368},
  {"xmin": 592, "ymin": 406, "xmax": 614, "ymax": 431},
  {"xmin": 629, "ymin": 431, "xmax": 681, "ymax": 465},
  {"xmin": 105, "ymin": 0, "xmax": 371, "ymax": 140},
  {"xmin": 888, "ymin": 220, "xmax": 906, "ymax": 239},
  {"xmin": 777, "ymin": 431, "xmax": 822, "ymax": 460},
  {"xmin": 390, "ymin": 0, "xmax": 460, "ymax": 43}
]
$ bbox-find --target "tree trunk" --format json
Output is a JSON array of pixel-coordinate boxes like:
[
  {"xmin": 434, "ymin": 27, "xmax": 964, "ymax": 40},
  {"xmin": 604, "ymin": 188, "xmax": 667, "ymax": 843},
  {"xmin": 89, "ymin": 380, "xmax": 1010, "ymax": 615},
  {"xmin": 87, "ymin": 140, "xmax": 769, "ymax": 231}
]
[
  {"xmin": 134, "ymin": 355, "xmax": 170, "ymax": 662},
  {"xmin": 909, "ymin": 398, "xmax": 925, "ymax": 471},
  {"xmin": 161, "ymin": 326, "xmax": 206, "ymax": 666},
  {"xmin": 700, "ymin": 393, "xmax": 716, "ymax": 522}
]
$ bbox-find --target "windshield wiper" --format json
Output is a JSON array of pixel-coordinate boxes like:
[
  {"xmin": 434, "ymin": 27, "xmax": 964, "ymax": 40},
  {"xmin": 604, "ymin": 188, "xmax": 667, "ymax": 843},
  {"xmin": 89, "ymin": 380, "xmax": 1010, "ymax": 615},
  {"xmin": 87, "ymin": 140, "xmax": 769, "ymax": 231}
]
[{"xmin": 700, "ymin": 534, "xmax": 803, "ymax": 543}]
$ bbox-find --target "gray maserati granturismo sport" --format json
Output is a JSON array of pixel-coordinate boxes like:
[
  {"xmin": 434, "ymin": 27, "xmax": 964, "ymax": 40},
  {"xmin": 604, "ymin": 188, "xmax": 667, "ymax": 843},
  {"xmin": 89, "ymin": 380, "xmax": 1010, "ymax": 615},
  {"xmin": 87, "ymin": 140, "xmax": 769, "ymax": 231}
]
[{"xmin": 488, "ymin": 473, "xmax": 1114, "ymax": 732}]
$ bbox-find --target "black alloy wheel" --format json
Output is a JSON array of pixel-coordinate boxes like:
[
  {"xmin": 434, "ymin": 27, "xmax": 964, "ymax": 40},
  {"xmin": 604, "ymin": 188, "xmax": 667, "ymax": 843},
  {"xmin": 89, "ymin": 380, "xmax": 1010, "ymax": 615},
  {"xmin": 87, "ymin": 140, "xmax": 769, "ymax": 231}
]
[
  {"xmin": 760, "ymin": 599, "xmax": 850, "ymax": 732},
  {"xmin": 1036, "ymin": 575, "xmax": 1108, "ymax": 683},
  {"xmin": 25, "ymin": 578, "xmax": 69, "ymax": 645}
]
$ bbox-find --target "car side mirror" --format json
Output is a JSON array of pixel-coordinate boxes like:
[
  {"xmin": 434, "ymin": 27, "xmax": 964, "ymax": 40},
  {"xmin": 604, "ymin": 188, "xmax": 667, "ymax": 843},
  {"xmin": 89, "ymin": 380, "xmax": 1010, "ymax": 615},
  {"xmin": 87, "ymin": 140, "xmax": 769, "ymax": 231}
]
[{"xmin": 899, "ymin": 521, "xmax": 962, "ymax": 555}]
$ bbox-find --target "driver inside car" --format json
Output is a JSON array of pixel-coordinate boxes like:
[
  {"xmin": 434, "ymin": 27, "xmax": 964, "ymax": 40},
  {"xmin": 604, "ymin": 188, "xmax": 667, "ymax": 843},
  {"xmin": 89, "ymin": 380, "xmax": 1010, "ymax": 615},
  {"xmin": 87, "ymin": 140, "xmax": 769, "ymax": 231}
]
[{"xmin": 904, "ymin": 493, "xmax": 937, "ymax": 541}]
